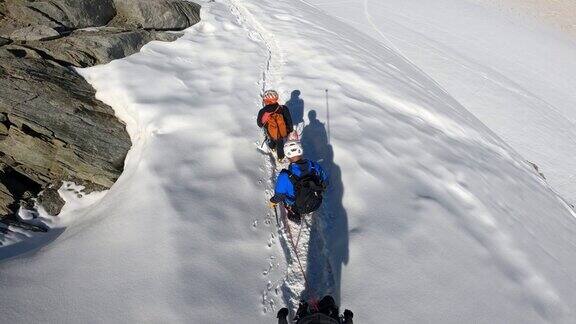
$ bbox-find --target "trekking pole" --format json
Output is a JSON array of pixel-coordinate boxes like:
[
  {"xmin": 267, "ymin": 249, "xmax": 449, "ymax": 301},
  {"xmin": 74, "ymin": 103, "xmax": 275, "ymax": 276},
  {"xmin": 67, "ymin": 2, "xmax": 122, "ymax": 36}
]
[
  {"xmin": 295, "ymin": 218, "xmax": 304, "ymax": 247},
  {"xmin": 273, "ymin": 204, "xmax": 280, "ymax": 227},
  {"xmin": 325, "ymin": 89, "xmax": 330, "ymax": 145},
  {"xmin": 259, "ymin": 131, "xmax": 267, "ymax": 151}
]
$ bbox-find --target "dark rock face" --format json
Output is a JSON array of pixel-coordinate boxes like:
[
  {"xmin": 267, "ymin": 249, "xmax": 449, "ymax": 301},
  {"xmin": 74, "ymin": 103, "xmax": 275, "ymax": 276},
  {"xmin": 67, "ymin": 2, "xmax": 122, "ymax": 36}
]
[
  {"xmin": 0, "ymin": 0, "xmax": 201, "ymax": 221},
  {"xmin": 0, "ymin": 161, "xmax": 42, "ymax": 216},
  {"xmin": 111, "ymin": 0, "xmax": 202, "ymax": 30},
  {"xmin": 37, "ymin": 187, "xmax": 65, "ymax": 216},
  {"xmin": 0, "ymin": 58, "xmax": 131, "ymax": 188},
  {"xmin": 1, "ymin": 0, "xmax": 116, "ymax": 33},
  {"xmin": 23, "ymin": 27, "xmax": 180, "ymax": 67},
  {"xmin": 9, "ymin": 25, "xmax": 60, "ymax": 42},
  {"xmin": 0, "ymin": 182, "xmax": 15, "ymax": 216},
  {"xmin": 0, "ymin": 58, "xmax": 130, "ymax": 217},
  {"xmin": 0, "ymin": 0, "xmax": 201, "ymax": 67},
  {"xmin": 0, "ymin": 37, "xmax": 10, "ymax": 46}
]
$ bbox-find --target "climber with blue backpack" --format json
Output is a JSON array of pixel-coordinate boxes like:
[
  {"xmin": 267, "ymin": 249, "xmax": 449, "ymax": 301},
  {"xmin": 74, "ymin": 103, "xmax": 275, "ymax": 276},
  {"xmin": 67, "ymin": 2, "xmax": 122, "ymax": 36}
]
[{"xmin": 269, "ymin": 141, "xmax": 328, "ymax": 223}]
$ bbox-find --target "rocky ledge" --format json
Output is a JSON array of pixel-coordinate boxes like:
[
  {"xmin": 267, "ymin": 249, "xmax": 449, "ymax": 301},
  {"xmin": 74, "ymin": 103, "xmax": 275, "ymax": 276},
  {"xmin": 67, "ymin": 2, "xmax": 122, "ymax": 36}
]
[{"xmin": 0, "ymin": 0, "xmax": 200, "ymax": 226}]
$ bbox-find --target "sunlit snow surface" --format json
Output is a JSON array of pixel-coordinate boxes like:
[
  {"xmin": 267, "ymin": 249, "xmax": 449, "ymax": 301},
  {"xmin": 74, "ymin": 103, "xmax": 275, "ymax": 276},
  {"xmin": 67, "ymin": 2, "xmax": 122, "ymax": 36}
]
[
  {"xmin": 310, "ymin": 0, "xmax": 576, "ymax": 202},
  {"xmin": 2, "ymin": 0, "xmax": 576, "ymax": 323}
]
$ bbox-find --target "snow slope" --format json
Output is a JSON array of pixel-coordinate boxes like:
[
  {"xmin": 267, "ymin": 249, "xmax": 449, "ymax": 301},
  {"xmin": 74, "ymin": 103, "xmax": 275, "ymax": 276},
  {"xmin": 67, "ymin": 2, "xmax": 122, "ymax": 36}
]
[
  {"xmin": 309, "ymin": 0, "xmax": 576, "ymax": 202},
  {"xmin": 2, "ymin": 0, "xmax": 576, "ymax": 323}
]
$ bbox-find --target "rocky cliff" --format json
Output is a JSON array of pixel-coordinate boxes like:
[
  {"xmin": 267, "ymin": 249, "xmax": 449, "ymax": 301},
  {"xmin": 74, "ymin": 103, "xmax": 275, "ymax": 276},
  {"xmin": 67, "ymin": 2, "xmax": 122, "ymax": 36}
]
[{"xmin": 0, "ymin": 0, "xmax": 200, "ymax": 226}]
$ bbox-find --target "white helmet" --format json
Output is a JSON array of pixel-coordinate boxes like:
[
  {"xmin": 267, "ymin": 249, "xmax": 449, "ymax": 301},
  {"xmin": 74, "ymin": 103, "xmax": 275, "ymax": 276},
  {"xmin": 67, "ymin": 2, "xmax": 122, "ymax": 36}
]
[
  {"xmin": 284, "ymin": 141, "xmax": 303, "ymax": 159},
  {"xmin": 262, "ymin": 90, "xmax": 279, "ymax": 105}
]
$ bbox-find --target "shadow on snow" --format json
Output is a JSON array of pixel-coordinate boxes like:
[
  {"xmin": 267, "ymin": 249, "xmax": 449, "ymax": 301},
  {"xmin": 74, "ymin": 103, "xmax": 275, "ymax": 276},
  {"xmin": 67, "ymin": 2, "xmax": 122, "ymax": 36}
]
[{"xmin": 288, "ymin": 90, "xmax": 350, "ymax": 305}]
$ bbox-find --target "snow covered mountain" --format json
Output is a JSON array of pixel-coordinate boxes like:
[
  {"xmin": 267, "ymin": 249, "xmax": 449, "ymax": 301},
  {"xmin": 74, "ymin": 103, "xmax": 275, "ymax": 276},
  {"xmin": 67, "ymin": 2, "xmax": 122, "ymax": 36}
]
[{"xmin": 2, "ymin": 0, "xmax": 576, "ymax": 323}]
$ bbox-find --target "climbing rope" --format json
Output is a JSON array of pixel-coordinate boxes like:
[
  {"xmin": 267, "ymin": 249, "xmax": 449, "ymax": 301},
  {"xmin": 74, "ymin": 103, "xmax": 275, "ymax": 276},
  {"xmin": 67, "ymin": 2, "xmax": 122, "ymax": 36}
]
[{"xmin": 277, "ymin": 205, "xmax": 309, "ymax": 288}]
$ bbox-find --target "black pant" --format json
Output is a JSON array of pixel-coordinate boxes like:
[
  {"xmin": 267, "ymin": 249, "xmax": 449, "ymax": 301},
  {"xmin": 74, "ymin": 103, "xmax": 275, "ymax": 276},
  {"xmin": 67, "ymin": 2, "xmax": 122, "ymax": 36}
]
[
  {"xmin": 268, "ymin": 138, "xmax": 285, "ymax": 159},
  {"xmin": 294, "ymin": 296, "xmax": 341, "ymax": 323}
]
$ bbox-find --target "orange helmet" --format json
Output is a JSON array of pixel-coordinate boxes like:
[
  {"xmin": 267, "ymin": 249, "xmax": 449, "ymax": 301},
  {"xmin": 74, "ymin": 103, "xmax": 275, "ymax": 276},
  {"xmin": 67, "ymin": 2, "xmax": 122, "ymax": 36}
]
[{"xmin": 262, "ymin": 89, "xmax": 279, "ymax": 105}]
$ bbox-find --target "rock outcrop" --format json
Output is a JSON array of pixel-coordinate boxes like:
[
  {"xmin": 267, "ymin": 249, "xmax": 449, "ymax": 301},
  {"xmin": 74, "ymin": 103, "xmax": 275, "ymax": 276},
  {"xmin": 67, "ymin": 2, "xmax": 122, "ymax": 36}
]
[
  {"xmin": 0, "ymin": 0, "xmax": 201, "ymax": 67},
  {"xmin": 0, "ymin": 58, "xmax": 131, "ymax": 187},
  {"xmin": 0, "ymin": 181, "xmax": 15, "ymax": 216},
  {"xmin": 22, "ymin": 27, "xmax": 180, "ymax": 67},
  {"xmin": 9, "ymin": 25, "xmax": 60, "ymax": 42},
  {"xmin": 0, "ymin": 0, "xmax": 200, "ymax": 221},
  {"xmin": 111, "ymin": 0, "xmax": 201, "ymax": 30},
  {"xmin": 0, "ymin": 0, "xmax": 116, "ymax": 33}
]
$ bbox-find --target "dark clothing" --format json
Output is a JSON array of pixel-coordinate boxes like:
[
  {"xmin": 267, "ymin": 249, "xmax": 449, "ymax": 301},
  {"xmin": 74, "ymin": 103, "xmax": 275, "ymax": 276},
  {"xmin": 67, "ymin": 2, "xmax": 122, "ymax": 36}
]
[
  {"xmin": 277, "ymin": 313, "xmax": 342, "ymax": 324},
  {"xmin": 281, "ymin": 204, "xmax": 301, "ymax": 224},
  {"xmin": 277, "ymin": 296, "xmax": 353, "ymax": 324},
  {"xmin": 268, "ymin": 137, "xmax": 286, "ymax": 160},
  {"xmin": 278, "ymin": 313, "xmax": 289, "ymax": 324},
  {"xmin": 296, "ymin": 313, "xmax": 340, "ymax": 324},
  {"xmin": 257, "ymin": 103, "xmax": 294, "ymax": 134}
]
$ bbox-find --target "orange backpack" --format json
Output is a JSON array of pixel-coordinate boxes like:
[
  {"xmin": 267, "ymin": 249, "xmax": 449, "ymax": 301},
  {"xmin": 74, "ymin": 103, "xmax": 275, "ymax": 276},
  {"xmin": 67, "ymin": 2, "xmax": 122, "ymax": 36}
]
[{"xmin": 266, "ymin": 107, "xmax": 288, "ymax": 140}]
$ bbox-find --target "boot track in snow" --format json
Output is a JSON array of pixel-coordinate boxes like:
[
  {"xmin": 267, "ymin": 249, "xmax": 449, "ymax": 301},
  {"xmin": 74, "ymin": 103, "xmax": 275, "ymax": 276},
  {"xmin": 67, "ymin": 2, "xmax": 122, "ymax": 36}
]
[{"xmin": 225, "ymin": 0, "xmax": 336, "ymax": 315}]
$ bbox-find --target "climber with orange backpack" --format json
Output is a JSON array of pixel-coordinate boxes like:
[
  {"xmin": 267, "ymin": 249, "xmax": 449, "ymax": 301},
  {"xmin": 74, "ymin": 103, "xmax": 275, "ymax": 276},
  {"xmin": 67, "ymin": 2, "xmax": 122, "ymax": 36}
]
[{"xmin": 257, "ymin": 90, "xmax": 294, "ymax": 160}]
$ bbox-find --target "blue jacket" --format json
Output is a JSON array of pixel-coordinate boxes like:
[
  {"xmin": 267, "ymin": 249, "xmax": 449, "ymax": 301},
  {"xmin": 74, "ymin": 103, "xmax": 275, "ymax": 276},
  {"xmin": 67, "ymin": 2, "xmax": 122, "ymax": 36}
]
[{"xmin": 271, "ymin": 159, "xmax": 328, "ymax": 205}]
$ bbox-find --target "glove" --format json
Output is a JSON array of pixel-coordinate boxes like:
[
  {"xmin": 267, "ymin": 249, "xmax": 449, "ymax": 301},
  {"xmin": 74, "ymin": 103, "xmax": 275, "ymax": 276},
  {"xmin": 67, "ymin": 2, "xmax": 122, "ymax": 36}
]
[
  {"xmin": 344, "ymin": 309, "xmax": 353, "ymax": 319},
  {"xmin": 269, "ymin": 201, "xmax": 278, "ymax": 209},
  {"xmin": 277, "ymin": 308, "xmax": 289, "ymax": 318}
]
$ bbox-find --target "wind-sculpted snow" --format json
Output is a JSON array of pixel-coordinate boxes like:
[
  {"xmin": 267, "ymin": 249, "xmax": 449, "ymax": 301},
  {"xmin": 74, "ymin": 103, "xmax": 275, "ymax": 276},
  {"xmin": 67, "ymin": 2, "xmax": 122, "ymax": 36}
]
[{"xmin": 2, "ymin": 0, "xmax": 576, "ymax": 323}]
